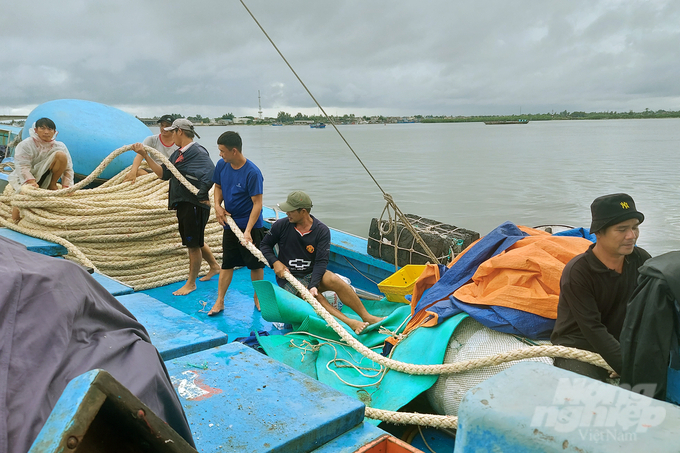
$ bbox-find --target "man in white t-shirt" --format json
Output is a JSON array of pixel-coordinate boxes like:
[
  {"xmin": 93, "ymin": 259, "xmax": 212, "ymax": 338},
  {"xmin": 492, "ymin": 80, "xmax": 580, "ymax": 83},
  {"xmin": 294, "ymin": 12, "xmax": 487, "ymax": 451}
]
[{"xmin": 125, "ymin": 115, "xmax": 178, "ymax": 183}]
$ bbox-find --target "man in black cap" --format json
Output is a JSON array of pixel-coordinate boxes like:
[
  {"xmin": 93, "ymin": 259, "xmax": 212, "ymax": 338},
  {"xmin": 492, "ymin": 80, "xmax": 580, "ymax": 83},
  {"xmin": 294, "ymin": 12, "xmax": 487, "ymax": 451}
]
[
  {"xmin": 126, "ymin": 115, "xmax": 178, "ymax": 183},
  {"xmin": 551, "ymin": 193, "xmax": 651, "ymax": 381},
  {"xmin": 133, "ymin": 118, "xmax": 220, "ymax": 295}
]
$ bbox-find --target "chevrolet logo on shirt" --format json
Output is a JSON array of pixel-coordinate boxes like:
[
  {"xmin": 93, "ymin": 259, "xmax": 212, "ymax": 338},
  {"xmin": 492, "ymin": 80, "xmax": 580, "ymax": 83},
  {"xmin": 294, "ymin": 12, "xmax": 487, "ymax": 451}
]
[{"xmin": 288, "ymin": 258, "xmax": 311, "ymax": 270}]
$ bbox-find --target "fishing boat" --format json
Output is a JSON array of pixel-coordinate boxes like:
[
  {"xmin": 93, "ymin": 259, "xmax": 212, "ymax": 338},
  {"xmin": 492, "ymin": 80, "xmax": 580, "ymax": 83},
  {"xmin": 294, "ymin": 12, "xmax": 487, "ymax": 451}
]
[
  {"xmin": 2, "ymin": 100, "xmax": 679, "ymax": 453},
  {"xmin": 483, "ymin": 119, "xmax": 529, "ymax": 125},
  {"xmin": 310, "ymin": 122, "xmax": 326, "ymax": 128},
  {"xmin": 0, "ymin": 124, "xmax": 22, "ymax": 192}
]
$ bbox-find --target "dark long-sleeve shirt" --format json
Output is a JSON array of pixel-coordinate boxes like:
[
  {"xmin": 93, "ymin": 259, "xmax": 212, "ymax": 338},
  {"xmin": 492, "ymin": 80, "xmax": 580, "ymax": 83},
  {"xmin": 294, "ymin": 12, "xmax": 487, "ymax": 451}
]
[
  {"xmin": 161, "ymin": 142, "xmax": 215, "ymax": 210},
  {"xmin": 260, "ymin": 216, "xmax": 330, "ymax": 290},
  {"xmin": 551, "ymin": 243, "xmax": 651, "ymax": 373}
]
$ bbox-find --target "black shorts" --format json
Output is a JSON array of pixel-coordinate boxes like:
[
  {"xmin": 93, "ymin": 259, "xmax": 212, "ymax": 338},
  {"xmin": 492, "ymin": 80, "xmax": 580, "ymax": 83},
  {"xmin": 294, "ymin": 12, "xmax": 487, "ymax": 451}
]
[
  {"xmin": 222, "ymin": 226, "xmax": 266, "ymax": 270},
  {"xmin": 176, "ymin": 202, "xmax": 210, "ymax": 248}
]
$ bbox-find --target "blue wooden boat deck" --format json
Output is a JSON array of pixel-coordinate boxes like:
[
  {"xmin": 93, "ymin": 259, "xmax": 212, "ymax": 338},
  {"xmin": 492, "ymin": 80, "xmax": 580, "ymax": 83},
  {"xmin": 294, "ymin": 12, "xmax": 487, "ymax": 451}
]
[
  {"xmin": 10, "ymin": 224, "xmax": 680, "ymax": 452},
  {"xmin": 3, "ymin": 227, "xmax": 416, "ymax": 452}
]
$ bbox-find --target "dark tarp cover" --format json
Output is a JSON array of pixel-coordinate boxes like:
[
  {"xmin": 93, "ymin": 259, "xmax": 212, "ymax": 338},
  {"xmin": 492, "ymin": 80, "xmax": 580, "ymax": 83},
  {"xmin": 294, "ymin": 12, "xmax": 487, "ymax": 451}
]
[
  {"xmin": 620, "ymin": 251, "xmax": 680, "ymax": 400},
  {"xmin": 0, "ymin": 237, "xmax": 194, "ymax": 453}
]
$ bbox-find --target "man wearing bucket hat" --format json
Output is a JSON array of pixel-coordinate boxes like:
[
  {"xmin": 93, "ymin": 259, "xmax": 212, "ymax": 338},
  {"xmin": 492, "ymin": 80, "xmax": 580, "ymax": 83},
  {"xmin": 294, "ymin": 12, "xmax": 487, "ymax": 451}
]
[
  {"xmin": 260, "ymin": 191, "xmax": 384, "ymax": 334},
  {"xmin": 133, "ymin": 118, "xmax": 220, "ymax": 295},
  {"xmin": 551, "ymin": 193, "xmax": 651, "ymax": 381}
]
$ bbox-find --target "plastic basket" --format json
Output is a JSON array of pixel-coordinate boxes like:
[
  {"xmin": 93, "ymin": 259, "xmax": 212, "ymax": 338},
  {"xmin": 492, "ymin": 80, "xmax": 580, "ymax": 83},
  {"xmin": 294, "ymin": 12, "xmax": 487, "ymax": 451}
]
[{"xmin": 377, "ymin": 265, "xmax": 427, "ymax": 303}]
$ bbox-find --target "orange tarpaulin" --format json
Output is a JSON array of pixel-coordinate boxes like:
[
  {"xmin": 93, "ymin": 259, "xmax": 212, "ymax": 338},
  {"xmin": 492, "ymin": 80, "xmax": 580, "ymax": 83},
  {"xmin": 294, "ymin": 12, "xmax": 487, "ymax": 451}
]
[{"xmin": 453, "ymin": 233, "xmax": 591, "ymax": 319}]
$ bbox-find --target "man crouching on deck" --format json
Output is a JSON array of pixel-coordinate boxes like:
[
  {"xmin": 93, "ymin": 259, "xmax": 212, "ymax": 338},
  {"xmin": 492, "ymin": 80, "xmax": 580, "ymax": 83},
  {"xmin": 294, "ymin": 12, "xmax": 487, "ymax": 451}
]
[
  {"xmin": 260, "ymin": 191, "xmax": 384, "ymax": 334},
  {"xmin": 551, "ymin": 193, "xmax": 651, "ymax": 381},
  {"xmin": 9, "ymin": 117, "xmax": 74, "ymax": 222},
  {"xmin": 133, "ymin": 118, "xmax": 218, "ymax": 296}
]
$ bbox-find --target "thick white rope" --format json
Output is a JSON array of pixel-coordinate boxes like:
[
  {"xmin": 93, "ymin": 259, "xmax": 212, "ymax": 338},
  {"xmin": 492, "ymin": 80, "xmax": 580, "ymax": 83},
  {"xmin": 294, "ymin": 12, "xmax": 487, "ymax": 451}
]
[
  {"xmin": 0, "ymin": 145, "xmax": 612, "ymax": 428},
  {"xmin": 219, "ymin": 205, "xmax": 613, "ymax": 428}
]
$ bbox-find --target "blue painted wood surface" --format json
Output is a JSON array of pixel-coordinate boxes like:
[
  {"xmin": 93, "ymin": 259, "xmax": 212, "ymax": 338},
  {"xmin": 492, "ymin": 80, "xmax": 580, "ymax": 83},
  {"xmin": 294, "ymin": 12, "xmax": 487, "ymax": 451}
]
[
  {"xmin": 409, "ymin": 427, "xmax": 455, "ymax": 452},
  {"xmin": 309, "ymin": 422, "xmax": 389, "ymax": 452},
  {"xmin": 117, "ymin": 293, "xmax": 229, "ymax": 360},
  {"xmin": 24, "ymin": 99, "xmax": 150, "ymax": 180},
  {"xmin": 165, "ymin": 342, "xmax": 365, "ymax": 453},
  {"xmin": 0, "ymin": 227, "xmax": 68, "ymax": 256},
  {"xmin": 28, "ymin": 370, "xmax": 100, "ymax": 452},
  {"xmin": 455, "ymin": 361, "xmax": 680, "ymax": 452},
  {"xmin": 91, "ymin": 272, "xmax": 134, "ymax": 296},
  {"xmin": 141, "ymin": 268, "xmax": 277, "ymax": 341},
  {"xmin": 668, "ymin": 367, "xmax": 680, "ymax": 405}
]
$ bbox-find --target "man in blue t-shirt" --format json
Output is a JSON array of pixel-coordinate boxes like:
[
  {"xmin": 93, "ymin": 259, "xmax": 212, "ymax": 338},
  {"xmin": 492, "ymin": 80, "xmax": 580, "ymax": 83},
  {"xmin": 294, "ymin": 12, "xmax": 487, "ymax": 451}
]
[{"xmin": 207, "ymin": 131, "xmax": 265, "ymax": 315}]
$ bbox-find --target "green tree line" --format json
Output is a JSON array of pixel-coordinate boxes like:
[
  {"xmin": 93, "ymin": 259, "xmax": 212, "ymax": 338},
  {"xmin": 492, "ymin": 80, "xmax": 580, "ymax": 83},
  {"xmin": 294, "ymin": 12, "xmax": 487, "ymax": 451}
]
[{"xmin": 422, "ymin": 109, "xmax": 680, "ymax": 123}]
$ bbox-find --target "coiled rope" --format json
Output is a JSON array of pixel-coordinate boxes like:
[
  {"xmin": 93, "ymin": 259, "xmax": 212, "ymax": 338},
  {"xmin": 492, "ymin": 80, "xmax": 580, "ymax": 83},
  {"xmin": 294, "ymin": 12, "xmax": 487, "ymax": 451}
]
[
  {"xmin": 0, "ymin": 145, "xmax": 222, "ymax": 289},
  {"xmin": 0, "ymin": 146, "xmax": 613, "ymax": 428}
]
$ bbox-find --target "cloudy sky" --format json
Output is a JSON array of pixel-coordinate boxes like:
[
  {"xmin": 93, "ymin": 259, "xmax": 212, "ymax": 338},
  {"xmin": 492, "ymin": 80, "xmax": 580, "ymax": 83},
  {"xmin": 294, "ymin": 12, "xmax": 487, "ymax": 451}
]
[{"xmin": 2, "ymin": 0, "xmax": 679, "ymax": 118}]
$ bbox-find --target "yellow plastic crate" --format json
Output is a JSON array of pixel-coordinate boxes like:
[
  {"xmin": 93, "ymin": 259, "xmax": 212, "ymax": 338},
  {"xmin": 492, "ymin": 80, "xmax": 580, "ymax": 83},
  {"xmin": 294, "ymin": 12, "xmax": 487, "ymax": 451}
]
[{"xmin": 378, "ymin": 265, "xmax": 427, "ymax": 303}]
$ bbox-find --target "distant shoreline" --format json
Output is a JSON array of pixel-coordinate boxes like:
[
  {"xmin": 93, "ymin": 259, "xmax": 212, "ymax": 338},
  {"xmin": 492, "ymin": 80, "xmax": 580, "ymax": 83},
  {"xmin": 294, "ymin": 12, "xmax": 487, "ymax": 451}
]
[{"xmin": 3, "ymin": 110, "xmax": 680, "ymax": 129}]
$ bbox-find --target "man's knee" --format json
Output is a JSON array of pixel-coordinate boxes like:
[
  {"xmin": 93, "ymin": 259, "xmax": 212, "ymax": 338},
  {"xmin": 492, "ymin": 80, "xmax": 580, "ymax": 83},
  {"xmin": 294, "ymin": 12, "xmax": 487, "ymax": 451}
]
[
  {"xmin": 50, "ymin": 152, "xmax": 67, "ymax": 170},
  {"xmin": 53, "ymin": 152, "xmax": 67, "ymax": 164},
  {"xmin": 321, "ymin": 271, "xmax": 346, "ymax": 292},
  {"xmin": 187, "ymin": 246, "xmax": 202, "ymax": 255}
]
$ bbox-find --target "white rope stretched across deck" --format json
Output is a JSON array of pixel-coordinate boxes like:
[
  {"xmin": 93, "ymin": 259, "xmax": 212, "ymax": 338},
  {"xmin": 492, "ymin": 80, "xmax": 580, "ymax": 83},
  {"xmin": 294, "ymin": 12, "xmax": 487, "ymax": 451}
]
[
  {"xmin": 223, "ymin": 210, "xmax": 613, "ymax": 428},
  {"xmin": 0, "ymin": 145, "xmax": 613, "ymax": 428}
]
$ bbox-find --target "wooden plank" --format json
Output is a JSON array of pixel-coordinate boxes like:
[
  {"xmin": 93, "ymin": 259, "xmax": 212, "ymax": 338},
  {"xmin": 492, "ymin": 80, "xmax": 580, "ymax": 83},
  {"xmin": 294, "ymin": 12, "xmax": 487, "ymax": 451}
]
[
  {"xmin": 165, "ymin": 343, "xmax": 365, "ymax": 453},
  {"xmin": 117, "ymin": 293, "xmax": 228, "ymax": 360}
]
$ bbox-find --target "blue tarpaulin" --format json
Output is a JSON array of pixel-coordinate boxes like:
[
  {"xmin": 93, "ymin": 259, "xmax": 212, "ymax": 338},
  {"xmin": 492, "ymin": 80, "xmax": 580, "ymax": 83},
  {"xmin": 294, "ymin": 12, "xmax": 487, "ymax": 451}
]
[{"xmin": 410, "ymin": 222, "xmax": 595, "ymax": 340}]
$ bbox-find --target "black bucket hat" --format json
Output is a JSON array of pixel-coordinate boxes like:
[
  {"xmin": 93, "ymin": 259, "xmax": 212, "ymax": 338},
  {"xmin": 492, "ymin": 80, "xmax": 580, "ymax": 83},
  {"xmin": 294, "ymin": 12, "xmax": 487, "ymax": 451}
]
[{"xmin": 590, "ymin": 193, "xmax": 644, "ymax": 234}]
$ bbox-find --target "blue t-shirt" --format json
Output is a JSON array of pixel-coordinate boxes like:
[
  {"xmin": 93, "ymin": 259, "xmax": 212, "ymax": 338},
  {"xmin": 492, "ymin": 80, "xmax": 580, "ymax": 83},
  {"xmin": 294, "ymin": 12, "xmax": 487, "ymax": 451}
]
[{"xmin": 212, "ymin": 159, "xmax": 264, "ymax": 230}]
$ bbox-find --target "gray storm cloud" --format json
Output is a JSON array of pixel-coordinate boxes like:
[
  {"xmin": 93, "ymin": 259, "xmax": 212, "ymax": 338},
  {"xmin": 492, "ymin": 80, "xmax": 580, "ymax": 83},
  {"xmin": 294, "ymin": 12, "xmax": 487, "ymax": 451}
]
[{"xmin": 1, "ymin": 0, "xmax": 679, "ymax": 117}]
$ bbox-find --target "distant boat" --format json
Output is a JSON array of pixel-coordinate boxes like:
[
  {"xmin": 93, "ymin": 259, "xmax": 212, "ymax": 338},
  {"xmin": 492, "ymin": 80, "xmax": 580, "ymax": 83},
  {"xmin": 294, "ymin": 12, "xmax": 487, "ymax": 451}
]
[
  {"xmin": 310, "ymin": 122, "xmax": 326, "ymax": 129},
  {"xmin": 484, "ymin": 119, "xmax": 529, "ymax": 125},
  {"xmin": 271, "ymin": 123, "xmax": 284, "ymax": 126}
]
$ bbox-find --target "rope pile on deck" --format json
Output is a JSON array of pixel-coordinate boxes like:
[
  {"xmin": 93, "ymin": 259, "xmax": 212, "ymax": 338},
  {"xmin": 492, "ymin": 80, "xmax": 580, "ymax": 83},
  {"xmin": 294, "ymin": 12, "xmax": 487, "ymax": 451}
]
[
  {"xmin": 0, "ymin": 145, "xmax": 222, "ymax": 290},
  {"xmin": 0, "ymin": 146, "xmax": 613, "ymax": 429}
]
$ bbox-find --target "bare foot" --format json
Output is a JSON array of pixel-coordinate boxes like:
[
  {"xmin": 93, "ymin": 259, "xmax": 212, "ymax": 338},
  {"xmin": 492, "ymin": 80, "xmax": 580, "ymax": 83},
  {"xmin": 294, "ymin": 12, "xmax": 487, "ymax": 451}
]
[
  {"xmin": 207, "ymin": 301, "xmax": 224, "ymax": 316},
  {"xmin": 173, "ymin": 283, "xmax": 197, "ymax": 296},
  {"xmin": 254, "ymin": 294, "xmax": 261, "ymax": 312},
  {"xmin": 347, "ymin": 319, "xmax": 370, "ymax": 335},
  {"xmin": 363, "ymin": 315, "xmax": 386, "ymax": 325},
  {"xmin": 199, "ymin": 266, "xmax": 221, "ymax": 282},
  {"xmin": 12, "ymin": 207, "xmax": 21, "ymax": 223}
]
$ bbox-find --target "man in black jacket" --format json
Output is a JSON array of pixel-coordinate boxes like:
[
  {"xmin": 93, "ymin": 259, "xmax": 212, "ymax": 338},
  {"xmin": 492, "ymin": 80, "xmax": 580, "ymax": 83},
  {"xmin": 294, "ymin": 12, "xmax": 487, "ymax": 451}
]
[
  {"xmin": 133, "ymin": 118, "xmax": 220, "ymax": 295},
  {"xmin": 260, "ymin": 191, "xmax": 384, "ymax": 334},
  {"xmin": 620, "ymin": 251, "xmax": 680, "ymax": 400},
  {"xmin": 551, "ymin": 193, "xmax": 651, "ymax": 381}
]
